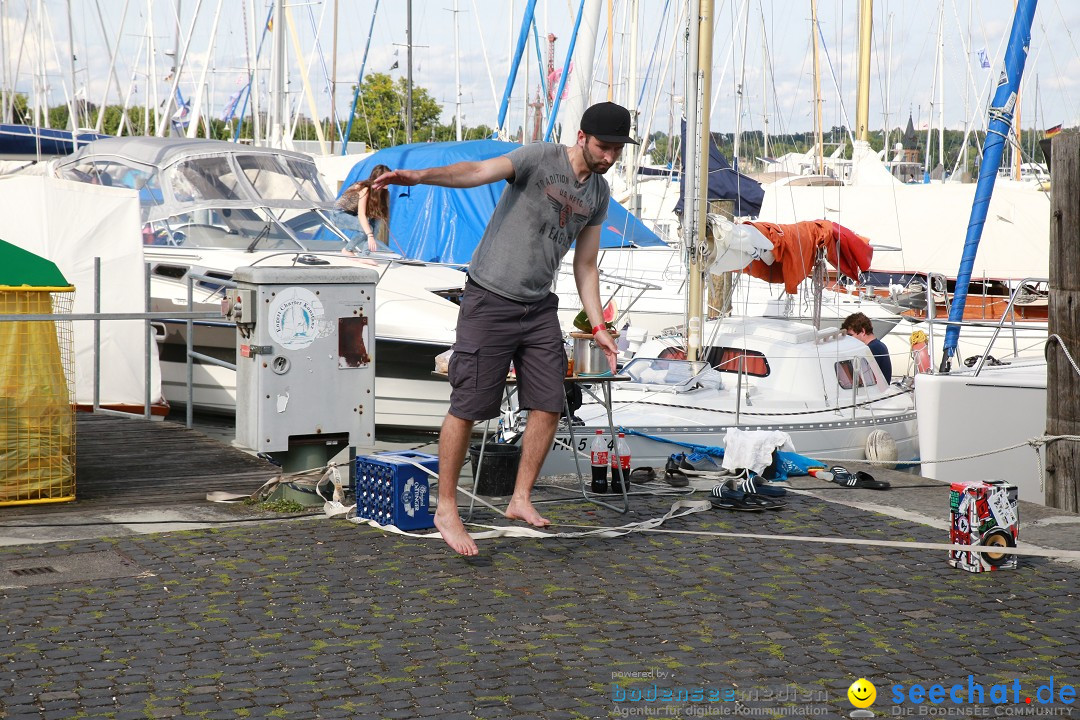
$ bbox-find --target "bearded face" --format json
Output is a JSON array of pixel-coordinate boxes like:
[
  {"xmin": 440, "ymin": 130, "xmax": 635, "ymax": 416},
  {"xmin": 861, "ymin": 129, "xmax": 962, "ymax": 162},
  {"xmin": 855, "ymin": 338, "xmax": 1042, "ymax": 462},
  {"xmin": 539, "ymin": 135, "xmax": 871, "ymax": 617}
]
[{"xmin": 580, "ymin": 135, "xmax": 624, "ymax": 174}]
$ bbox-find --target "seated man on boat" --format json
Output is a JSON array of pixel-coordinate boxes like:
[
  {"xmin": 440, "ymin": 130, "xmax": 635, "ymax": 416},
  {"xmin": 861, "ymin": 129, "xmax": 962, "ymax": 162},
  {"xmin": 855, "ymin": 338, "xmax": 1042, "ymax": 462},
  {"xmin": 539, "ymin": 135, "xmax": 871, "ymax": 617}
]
[{"xmin": 841, "ymin": 312, "xmax": 892, "ymax": 383}]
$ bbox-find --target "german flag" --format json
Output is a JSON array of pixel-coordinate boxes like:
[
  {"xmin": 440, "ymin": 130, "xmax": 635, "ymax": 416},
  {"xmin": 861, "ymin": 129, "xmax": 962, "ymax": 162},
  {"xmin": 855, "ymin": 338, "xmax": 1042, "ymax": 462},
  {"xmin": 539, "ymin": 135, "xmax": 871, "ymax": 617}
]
[{"xmin": 1045, "ymin": 124, "xmax": 1062, "ymax": 138}]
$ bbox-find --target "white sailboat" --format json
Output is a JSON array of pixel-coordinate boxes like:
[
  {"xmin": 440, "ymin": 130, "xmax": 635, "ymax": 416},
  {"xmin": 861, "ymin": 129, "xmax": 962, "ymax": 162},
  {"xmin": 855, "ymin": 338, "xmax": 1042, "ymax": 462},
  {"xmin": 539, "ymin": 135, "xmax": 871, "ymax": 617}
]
[{"xmin": 539, "ymin": 0, "xmax": 920, "ymax": 476}]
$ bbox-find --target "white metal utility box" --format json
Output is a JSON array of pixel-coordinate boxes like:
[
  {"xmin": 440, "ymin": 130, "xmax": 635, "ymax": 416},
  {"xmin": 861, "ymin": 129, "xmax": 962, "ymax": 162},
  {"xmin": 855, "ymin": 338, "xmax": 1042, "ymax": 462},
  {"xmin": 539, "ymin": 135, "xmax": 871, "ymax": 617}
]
[{"xmin": 230, "ymin": 266, "xmax": 378, "ymax": 456}]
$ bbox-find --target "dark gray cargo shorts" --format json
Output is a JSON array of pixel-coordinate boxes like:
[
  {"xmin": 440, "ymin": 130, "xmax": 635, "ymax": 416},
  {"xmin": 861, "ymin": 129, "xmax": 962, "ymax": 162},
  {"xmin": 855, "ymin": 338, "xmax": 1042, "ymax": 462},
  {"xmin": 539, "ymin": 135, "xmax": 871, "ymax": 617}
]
[{"xmin": 448, "ymin": 280, "xmax": 567, "ymax": 421}]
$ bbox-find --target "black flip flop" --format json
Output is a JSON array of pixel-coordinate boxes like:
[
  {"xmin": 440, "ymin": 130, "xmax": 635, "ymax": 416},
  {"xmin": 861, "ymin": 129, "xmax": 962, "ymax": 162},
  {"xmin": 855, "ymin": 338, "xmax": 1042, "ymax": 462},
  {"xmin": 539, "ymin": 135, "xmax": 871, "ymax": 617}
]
[
  {"xmin": 664, "ymin": 469, "xmax": 690, "ymax": 488},
  {"xmin": 739, "ymin": 477, "xmax": 787, "ymax": 498},
  {"xmin": 714, "ymin": 485, "xmax": 785, "ymax": 510},
  {"xmin": 629, "ymin": 466, "xmax": 657, "ymax": 484},
  {"xmin": 829, "ymin": 466, "xmax": 891, "ymax": 490}
]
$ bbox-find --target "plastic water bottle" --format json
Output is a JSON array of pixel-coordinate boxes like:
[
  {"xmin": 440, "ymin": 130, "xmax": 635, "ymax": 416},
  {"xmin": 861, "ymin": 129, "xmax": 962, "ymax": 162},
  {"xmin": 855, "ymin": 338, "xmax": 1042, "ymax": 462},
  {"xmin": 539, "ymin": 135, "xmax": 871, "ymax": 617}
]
[
  {"xmin": 610, "ymin": 432, "xmax": 631, "ymax": 493},
  {"xmin": 589, "ymin": 430, "xmax": 608, "ymax": 493}
]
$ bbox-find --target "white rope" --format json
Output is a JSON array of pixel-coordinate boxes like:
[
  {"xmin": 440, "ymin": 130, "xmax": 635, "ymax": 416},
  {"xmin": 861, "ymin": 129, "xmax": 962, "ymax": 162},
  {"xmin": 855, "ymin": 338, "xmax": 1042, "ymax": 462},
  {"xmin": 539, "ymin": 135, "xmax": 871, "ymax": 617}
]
[
  {"xmin": 813, "ymin": 434, "xmax": 1080, "ymax": 467},
  {"xmin": 345, "ymin": 499, "xmax": 713, "ymax": 540}
]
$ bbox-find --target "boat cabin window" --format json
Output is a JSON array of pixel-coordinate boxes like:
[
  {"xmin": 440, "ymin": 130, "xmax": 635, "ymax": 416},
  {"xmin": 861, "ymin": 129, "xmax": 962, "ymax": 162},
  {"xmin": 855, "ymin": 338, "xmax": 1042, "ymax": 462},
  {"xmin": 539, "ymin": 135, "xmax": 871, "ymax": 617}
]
[
  {"xmin": 168, "ymin": 157, "xmax": 242, "ymax": 202},
  {"xmin": 622, "ymin": 358, "xmax": 718, "ymax": 392},
  {"xmin": 834, "ymin": 358, "xmax": 878, "ymax": 389},
  {"xmin": 658, "ymin": 346, "xmax": 687, "ymax": 361},
  {"xmin": 705, "ymin": 347, "xmax": 770, "ymax": 377}
]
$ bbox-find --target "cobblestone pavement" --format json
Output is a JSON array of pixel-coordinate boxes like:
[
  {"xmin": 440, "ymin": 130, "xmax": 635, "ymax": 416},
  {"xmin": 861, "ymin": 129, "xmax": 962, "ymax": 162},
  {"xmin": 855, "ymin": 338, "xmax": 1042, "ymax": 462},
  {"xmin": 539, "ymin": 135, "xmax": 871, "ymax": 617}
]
[{"xmin": 1, "ymin": 488, "xmax": 1079, "ymax": 719}]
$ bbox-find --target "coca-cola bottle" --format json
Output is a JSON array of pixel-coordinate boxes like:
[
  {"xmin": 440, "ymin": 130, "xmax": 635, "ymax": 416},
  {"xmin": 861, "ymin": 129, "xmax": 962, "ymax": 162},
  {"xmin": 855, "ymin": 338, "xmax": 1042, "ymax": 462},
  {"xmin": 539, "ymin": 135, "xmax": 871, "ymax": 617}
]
[
  {"xmin": 589, "ymin": 430, "xmax": 608, "ymax": 493},
  {"xmin": 610, "ymin": 432, "xmax": 631, "ymax": 493}
]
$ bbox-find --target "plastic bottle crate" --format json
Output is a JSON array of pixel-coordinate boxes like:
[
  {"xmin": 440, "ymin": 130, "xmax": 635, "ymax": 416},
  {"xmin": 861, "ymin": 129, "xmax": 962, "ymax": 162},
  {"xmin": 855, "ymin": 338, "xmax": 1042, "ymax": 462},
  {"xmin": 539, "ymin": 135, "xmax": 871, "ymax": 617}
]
[{"xmin": 355, "ymin": 451, "xmax": 438, "ymax": 530}]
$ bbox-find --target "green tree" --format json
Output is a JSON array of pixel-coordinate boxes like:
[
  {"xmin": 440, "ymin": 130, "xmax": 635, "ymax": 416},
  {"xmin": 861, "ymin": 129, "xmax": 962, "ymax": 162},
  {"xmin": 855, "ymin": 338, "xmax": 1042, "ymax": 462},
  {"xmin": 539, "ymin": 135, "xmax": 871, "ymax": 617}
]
[{"xmin": 347, "ymin": 73, "xmax": 444, "ymax": 148}]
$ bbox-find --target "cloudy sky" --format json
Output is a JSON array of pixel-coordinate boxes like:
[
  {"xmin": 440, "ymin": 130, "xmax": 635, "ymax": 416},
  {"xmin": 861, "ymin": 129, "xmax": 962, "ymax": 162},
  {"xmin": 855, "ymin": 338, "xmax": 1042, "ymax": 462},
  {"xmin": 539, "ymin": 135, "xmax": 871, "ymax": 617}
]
[{"xmin": 3, "ymin": 0, "xmax": 1078, "ymax": 142}]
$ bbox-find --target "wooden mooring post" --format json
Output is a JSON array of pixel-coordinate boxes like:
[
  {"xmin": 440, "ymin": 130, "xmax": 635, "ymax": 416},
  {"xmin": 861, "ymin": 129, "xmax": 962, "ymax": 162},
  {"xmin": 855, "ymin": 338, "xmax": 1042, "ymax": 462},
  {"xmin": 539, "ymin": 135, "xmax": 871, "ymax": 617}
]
[{"xmin": 1046, "ymin": 131, "xmax": 1080, "ymax": 511}]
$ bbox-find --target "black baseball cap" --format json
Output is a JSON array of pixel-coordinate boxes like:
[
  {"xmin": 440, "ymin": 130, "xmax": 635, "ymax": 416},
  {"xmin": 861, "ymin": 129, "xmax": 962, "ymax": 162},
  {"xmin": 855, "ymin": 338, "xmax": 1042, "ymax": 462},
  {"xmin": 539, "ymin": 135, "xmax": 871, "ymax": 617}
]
[{"xmin": 580, "ymin": 102, "xmax": 639, "ymax": 145}]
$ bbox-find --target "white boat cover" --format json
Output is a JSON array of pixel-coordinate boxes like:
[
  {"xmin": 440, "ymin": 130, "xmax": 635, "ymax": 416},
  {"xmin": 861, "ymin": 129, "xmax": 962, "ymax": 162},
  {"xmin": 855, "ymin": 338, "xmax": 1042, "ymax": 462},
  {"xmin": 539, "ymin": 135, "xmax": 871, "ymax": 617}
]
[
  {"xmin": 759, "ymin": 181, "xmax": 1050, "ymax": 280},
  {"xmin": 0, "ymin": 175, "xmax": 162, "ymax": 408}
]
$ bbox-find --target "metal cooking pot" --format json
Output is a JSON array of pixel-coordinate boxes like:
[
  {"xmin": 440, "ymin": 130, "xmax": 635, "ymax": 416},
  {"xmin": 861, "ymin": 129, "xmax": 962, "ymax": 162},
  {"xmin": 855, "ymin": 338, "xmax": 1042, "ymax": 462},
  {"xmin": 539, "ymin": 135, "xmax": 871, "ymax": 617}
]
[{"xmin": 570, "ymin": 331, "xmax": 619, "ymax": 376}]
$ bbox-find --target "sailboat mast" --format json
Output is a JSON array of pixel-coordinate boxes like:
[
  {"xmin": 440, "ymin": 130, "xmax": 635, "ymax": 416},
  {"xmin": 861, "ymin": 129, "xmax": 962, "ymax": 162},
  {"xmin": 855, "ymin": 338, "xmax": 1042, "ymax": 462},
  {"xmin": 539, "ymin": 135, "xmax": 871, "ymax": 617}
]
[
  {"xmin": 962, "ymin": 0, "xmax": 971, "ymax": 176},
  {"xmin": 883, "ymin": 11, "xmax": 893, "ymax": 153},
  {"xmin": 65, "ymin": 0, "xmax": 78, "ymax": 129},
  {"xmin": 268, "ymin": 0, "xmax": 285, "ymax": 146},
  {"xmin": 406, "ymin": 0, "xmax": 413, "ymax": 144},
  {"xmin": 810, "ymin": 0, "xmax": 824, "ymax": 175},
  {"xmin": 453, "ymin": 0, "xmax": 462, "ymax": 141},
  {"xmin": 688, "ymin": 0, "xmax": 713, "ymax": 362},
  {"xmin": 733, "ymin": 1, "xmax": 749, "ymax": 172},
  {"xmin": 330, "ymin": 0, "xmax": 339, "ymax": 152},
  {"xmin": 854, "ymin": 0, "xmax": 872, "ymax": 141},
  {"xmin": 937, "ymin": 0, "xmax": 944, "ymax": 176},
  {"xmin": 761, "ymin": 9, "xmax": 768, "ymax": 161},
  {"xmin": 627, "ymin": 0, "xmax": 639, "ymax": 215},
  {"xmin": 606, "ymin": 0, "xmax": 614, "ymax": 101},
  {"xmin": 682, "ymin": 0, "xmax": 699, "ymax": 355}
]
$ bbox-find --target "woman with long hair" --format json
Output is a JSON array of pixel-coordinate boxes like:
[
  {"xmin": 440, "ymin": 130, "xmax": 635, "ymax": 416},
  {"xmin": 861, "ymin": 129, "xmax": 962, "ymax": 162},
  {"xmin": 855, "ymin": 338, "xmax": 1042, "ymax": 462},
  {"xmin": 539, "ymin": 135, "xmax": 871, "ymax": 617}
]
[{"xmin": 335, "ymin": 163, "xmax": 391, "ymax": 255}]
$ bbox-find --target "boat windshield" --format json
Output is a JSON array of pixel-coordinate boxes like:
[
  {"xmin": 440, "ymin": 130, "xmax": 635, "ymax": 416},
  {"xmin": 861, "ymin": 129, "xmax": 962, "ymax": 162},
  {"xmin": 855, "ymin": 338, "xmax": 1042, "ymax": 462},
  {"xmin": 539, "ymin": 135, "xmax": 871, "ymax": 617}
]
[
  {"xmin": 236, "ymin": 154, "xmax": 333, "ymax": 203},
  {"xmin": 142, "ymin": 206, "xmax": 306, "ymax": 251},
  {"xmin": 167, "ymin": 157, "xmax": 245, "ymax": 202}
]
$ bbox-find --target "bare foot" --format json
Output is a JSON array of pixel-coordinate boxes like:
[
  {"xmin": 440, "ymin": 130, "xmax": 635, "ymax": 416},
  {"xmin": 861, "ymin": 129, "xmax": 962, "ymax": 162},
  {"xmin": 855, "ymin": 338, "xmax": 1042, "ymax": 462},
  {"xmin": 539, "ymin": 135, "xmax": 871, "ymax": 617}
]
[
  {"xmin": 434, "ymin": 508, "xmax": 478, "ymax": 556},
  {"xmin": 505, "ymin": 497, "xmax": 551, "ymax": 528}
]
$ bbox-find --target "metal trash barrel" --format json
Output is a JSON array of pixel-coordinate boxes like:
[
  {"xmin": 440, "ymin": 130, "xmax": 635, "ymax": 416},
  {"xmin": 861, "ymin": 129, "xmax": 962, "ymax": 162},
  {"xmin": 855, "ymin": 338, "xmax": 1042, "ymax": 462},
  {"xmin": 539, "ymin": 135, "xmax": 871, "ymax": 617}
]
[{"xmin": 469, "ymin": 443, "xmax": 520, "ymax": 496}]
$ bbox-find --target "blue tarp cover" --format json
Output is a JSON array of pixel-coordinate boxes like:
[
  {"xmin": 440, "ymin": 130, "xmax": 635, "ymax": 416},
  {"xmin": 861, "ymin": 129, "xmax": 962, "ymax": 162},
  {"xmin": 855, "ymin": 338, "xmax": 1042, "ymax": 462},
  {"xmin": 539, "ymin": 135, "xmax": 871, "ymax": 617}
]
[{"xmin": 341, "ymin": 140, "xmax": 665, "ymax": 264}]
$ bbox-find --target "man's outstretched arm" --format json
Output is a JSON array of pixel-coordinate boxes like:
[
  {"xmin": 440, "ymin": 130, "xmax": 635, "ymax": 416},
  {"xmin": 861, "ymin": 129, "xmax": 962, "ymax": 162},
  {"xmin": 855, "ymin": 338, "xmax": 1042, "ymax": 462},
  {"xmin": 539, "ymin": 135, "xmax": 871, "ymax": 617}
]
[{"xmin": 372, "ymin": 156, "xmax": 515, "ymax": 191}]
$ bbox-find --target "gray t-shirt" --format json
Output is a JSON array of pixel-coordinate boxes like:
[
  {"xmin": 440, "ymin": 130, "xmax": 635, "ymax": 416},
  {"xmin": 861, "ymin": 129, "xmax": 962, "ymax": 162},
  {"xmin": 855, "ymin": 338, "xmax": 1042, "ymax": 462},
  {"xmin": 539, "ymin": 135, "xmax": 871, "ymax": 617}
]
[{"xmin": 467, "ymin": 143, "xmax": 609, "ymax": 303}]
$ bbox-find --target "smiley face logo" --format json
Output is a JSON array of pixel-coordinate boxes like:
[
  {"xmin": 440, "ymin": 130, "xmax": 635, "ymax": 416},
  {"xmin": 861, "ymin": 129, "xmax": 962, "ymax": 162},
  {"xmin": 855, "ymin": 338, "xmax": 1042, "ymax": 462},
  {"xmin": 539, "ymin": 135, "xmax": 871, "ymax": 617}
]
[{"xmin": 847, "ymin": 678, "xmax": 877, "ymax": 708}]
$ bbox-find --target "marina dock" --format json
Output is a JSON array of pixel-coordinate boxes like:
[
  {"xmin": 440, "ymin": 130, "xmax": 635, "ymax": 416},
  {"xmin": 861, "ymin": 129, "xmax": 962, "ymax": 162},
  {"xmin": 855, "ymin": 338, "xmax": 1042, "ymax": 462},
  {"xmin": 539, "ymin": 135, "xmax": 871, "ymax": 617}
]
[{"xmin": 1, "ymin": 414, "xmax": 1079, "ymax": 716}]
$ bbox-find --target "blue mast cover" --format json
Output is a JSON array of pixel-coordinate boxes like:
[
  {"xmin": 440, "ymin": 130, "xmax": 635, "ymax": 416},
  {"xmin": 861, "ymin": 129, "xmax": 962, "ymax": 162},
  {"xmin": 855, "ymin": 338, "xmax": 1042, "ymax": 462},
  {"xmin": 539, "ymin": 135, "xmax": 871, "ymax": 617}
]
[
  {"xmin": 673, "ymin": 120, "xmax": 764, "ymax": 218},
  {"xmin": 941, "ymin": 0, "xmax": 1038, "ymax": 369},
  {"xmin": 341, "ymin": 140, "xmax": 666, "ymax": 264}
]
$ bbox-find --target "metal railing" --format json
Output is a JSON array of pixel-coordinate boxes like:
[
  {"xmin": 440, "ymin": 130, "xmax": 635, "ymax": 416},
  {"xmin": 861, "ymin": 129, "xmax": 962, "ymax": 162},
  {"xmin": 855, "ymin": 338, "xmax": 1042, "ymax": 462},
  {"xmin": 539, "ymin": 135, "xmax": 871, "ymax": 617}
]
[
  {"xmin": 921, "ymin": 274, "xmax": 1048, "ymax": 374},
  {"xmin": 0, "ymin": 258, "xmax": 224, "ymax": 421}
]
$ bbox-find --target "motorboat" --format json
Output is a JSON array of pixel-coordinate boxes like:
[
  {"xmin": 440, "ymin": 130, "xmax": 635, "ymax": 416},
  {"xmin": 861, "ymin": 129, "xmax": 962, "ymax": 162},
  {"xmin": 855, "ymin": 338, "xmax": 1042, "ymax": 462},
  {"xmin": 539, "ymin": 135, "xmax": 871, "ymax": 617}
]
[
  {"xmin": 50, "ymin": 137, "xmax": 467, "ymax": 430},
  {"xmin": 539, "ymin": 316, "xmax": 919, "ymax": 475}
]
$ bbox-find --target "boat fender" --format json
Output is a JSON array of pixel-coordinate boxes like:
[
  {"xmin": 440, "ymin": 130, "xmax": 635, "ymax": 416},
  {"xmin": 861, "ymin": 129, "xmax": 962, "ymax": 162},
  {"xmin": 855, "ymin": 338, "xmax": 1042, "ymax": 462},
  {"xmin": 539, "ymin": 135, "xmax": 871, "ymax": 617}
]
[
  {"xmin": 910, "ymin": 330, "xmax": 931, "ymax": 374},
  {"xmin": 865, "ymin": 429, "xmax": 898, "ymax": 469}
]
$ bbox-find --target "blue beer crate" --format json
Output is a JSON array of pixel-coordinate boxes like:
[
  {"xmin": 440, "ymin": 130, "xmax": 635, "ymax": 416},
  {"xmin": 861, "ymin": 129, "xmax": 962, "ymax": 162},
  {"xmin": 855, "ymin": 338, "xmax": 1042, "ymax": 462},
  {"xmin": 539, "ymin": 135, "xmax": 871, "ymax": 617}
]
[{"xmin": 354, "ymin": 451, "xmax": 437, "ymax": 530}]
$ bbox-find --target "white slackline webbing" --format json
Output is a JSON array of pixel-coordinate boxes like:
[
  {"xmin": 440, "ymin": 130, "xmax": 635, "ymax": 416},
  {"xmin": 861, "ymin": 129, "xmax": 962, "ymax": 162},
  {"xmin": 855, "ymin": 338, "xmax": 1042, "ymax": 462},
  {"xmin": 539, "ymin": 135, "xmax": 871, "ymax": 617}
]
[
  {"xmin": 224, "ymin": 457, "xmax": 1077, "ymax": 562},
  {"xmin": 326, "ymin": 498, "xmax": 1080, "ymax": 561}
]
